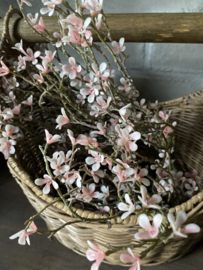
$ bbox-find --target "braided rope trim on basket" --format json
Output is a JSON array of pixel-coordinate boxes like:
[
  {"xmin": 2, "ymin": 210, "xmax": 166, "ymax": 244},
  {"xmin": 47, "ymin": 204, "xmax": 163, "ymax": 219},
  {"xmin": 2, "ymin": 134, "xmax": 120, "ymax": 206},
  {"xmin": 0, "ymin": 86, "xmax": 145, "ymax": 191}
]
[{"xmin": 7, "ymin": 156, "xmax": 203, "ymax": 224}]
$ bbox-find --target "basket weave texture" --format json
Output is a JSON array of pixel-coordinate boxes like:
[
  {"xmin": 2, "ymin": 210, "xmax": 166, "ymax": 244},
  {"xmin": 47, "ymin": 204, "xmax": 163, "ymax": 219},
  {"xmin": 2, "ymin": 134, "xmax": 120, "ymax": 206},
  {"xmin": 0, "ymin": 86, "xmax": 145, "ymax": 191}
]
[{"xmin": 7, "ymin": 89, "xmax": 203, "ymax": 266}]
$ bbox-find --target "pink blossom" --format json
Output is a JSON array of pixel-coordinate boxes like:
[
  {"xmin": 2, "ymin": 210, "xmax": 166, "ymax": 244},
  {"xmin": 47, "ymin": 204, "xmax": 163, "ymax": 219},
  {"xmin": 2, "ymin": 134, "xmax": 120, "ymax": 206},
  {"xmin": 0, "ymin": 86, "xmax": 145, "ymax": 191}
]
[
  {"xmin": 47, "ymin": 151, "xmax": 69, "ymax": 176},
  {"xmin": 159, "ymin": 179, "xmax": 174, "ymax": 194},
  {"xmin": 64, "ymin": 170, "xmax": 82, "ymax": 187},
  {"xmin": 40, "ymin": 50, "xmax": 56, "ymax": 63},
  {"xmin": 62, "ymin": 14, "xmax": 91, "ymax": 34},
  {"xmin": 41, "ymin": 0, "xmax": 63, "ymax": 16},
  {"xmin": 90, "ymin": 169, "xmax": 104, "ymax": 183},
  {"xmin": 81, "ymin": 183, "xmax": 101, "ymax": 202},
  {"xmin": 2, "ymin": 125, "xmax": 20, "ymax": 139},
  {"xmin": 56, "ymin": 108, "xmax": 70, "ymax": 129},
  {"xmin": 113, "ymin": 165, "xmax": 135, "ymax": 183},
  {"xmin": 36, "ymin": 60, "xmax": 51, "ymax": 73},
  {"xmin": 85, "ymin": 0, "xmax": 104, "ymax": 16},
  {"xmin": 90, "ymin": 96, "xmax": 111, "ymax": 116},
  {"xmin": 9, "ymin": 221, "xmax": 37, "ymax": 245},
  {"xmin": 102, "ymin": 157, "xmax": 112, "ymax": 170},
  {"xmin": 159, "ymin": 110, "xmax": 171, "ymax": 122},
  {"xmin": 67, "ymin": 129, "xmax": 77, "ymax": 145},
  {"xmin": 90, "ymin": 123, "xmax": 106, "ymax": 137},
  {"xmin": 33, "ymin": 73, "xmax": 44, "ymax": 84},
  {"xmin": 3, "ymin": 91, "xmax": 16, "ymax": 104},
  {"xmin": 90, "ymin": 105, "xmax": 101, "ymax": 117},
  {"xmin": 118, "ymin": 78, "xmax": 132, "ymax": 93},
  {"xmin": 23, "ymin": 48, "xmax": 41, "ymax": 65},
  {"xmin": 138, "ymin": 185, "xmax": 162, "ymax": 209},
  {"xmin": 12, "ymin": 104, "xmax": 21, "ymax": 115},
  {"xmin": 185, "ymin": 170, "xmax": 200, "ymax": 184},
  {"xmin": 22, "ymin": 0, "xmax": 33, "ymax": 6},
  {"xmin": 167, "ymin": 211, "xmax": 200, "ymax": 238},
  {"xmin": 1, "ymin": 108, "xmax": 14, "ymax": 120},
  {"xmin": 53, "ymin": 32, "xmax": 62, "ymax": 47},
  {"xmin": 0, "ymin": 138, "xmax": 16, "ymax": 159},
  {"xmin": 120, "ymin": 248, "xmax": 140, "ymax": 270},
  {"xmin": 45, "ymin": 129, "xmax": 61, "ymax": 144},
  {"xmin": 95, "ymin": 14, "xmax": 102, "ymax": 29},
  {"xmin": 119, "ymin": 104, "xmax": 131, "ymax": 121},
  {"xmin": 96, "ymin": 205, "xmax": 110, "ymax": 214},
  {"xmin": 86, "ymin": 240, "xmax": 105, "ymax": 270},
  {"xmin": 134, "ymin": 168, "xmax": 150, "ymax": 186},
  {"xmin": 170, "ymin": 171, "xmax": 185, "ymax": 182},
  {"xmin": 84, "ymin": 71, "xmax": 97, "ymax": 85},
  {"xmin": 80, "ymin": 84, "xmax": 101, "ymax": 103},
  {"xmin": 92, "ymin": 62, "xmax": 110, "ymax": 82},
  {"xmin": 2, "ymin": 77, "xmax": 19, "ymax": 91},
  {"xmin": 118, "ymin": 194, "xmax": 135, "ymax": 220},
  {"xmin": 134, "ymin": 214, "xmax": 162, "ymax": 240},
  {"xmin": 110, "ymin": 118, "xmax": 119, "ymax": 127},
  {"xmin": 12, "ymin": 41, "xmax": 40, "ymax": 65},
  {"xmin": 35, "ymin": 174, "xmax": 59, "ymax": 194},
  {"xmin": 27, "ymin": 13, "xmax": 39, "ymax": 25},
  {"xmin": 0, "ymin": 61, "xmax": 10, "ymax": 77},
  {"xmin": 17, "ymin": 55, "xmax": 26, "ymax": 71},
  {"xmin": 77, "ymin": 134, "xmax": 98, "ymax": 148},
  {"xmin": 96, "ymin": 96, "xmax": 111, "ymax": 112},
  {"xmin": 62, "ymin": 30, "xmax": 91, "ymax": 47},
  {"xmin": 34, "ymin": 17, "xmax": 46, "ymax": 32},
  {"xmin": 22, "ymin": 95, "xmax": 33, "ymax": 106},
  {"xmin": 163, "ymin": 126, "xmax": 173, "ymax": 137},
  {"xmin": 76, "ymin": 94, "xmax": 86, "ymax": 104},
  {"xmin": 99, "ymin": 185, "xmax": 109, "ymax": 204},
  {"xmin": 184, "ymin": 179, "xmax": 198, "ymax": 195},
  {"xmin": 116, "ymin": 159, "xmax": 130, "ymax": 169},
  {"xmin": 12, "ymin": 40, "xmax": 24, "ymax": 53},
  {"xmin": 116, "ymin": 125, "xmax": 141, "ymax": 152},
  {"xmin": 150, "ymin": 100, "xmax": 158, "ymax": 110},
  {"xmin": 70, "ymin": 75, "xmax": 83, "ymax": 87},
  {"xmin": 63, "ymin": 57, "xmax": 83, "ymax": 80},
  {"xmin": 112, "ymin": 38, "xmax": 126, "ymax": 54},
  {"xmin": 86, "ymin": 151, "xmax": 104, "ymax": 171},
  {"xmin": 81, "ymin": 0, "xmax": 88, "ymax": 9},
  {"xmin": 134, "ymin": 99, "xmax": 147, "ymax": 111}
]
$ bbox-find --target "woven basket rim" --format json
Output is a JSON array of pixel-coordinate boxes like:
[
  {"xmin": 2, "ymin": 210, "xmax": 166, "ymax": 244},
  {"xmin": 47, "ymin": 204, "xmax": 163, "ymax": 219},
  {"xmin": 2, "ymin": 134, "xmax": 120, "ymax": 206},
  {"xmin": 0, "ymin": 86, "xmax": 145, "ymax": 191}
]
[{"xmin": 7, "ymin": 88, "xmax": 203, "ymax": 225}]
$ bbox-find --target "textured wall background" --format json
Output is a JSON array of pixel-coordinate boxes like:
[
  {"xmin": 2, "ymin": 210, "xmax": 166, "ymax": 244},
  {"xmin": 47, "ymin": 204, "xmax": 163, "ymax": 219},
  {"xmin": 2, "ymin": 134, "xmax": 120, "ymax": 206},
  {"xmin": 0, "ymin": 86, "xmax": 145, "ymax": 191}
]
[{"xmin": 2, "ymin": 0, "xmax": 203, "ymax": 102}]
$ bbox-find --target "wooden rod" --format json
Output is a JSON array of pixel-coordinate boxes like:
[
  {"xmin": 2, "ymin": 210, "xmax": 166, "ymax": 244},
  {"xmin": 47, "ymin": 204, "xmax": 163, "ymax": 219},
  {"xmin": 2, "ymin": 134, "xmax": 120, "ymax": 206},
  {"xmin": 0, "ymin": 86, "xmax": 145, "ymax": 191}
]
[{"xmin": 2, "ymin": 13, "xmax": 203, "ymax": 44}]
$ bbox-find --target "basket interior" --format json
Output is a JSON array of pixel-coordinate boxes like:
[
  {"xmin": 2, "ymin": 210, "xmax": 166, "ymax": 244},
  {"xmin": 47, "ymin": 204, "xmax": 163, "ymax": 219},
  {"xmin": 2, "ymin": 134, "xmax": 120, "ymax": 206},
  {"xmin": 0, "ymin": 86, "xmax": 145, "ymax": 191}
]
[{"xmin": 16, "ymin": 89, "xmax": 203, "ymax": 200}]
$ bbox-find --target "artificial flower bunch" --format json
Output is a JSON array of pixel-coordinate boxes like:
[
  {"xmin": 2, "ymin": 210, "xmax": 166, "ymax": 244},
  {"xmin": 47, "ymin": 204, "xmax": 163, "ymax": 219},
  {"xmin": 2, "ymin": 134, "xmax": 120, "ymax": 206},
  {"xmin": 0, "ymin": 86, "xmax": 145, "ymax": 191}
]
[{"xmin": 0, "ymin": 0, "xmax": 201, "ymax": 269}]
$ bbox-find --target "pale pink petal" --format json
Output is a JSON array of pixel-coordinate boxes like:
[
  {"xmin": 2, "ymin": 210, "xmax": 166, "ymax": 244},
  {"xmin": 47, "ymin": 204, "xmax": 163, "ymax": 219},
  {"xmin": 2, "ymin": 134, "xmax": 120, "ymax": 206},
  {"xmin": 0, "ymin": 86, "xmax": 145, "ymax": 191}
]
[
  {"xmin": 43, "ymin": 183, "xmax": 51, "ymax": 194},
  {"xmin": 153, "ymin": 214, "xmax": 162, "ymax": 230},
  {"xmin": 86, "ymin": 157, "xmax": 95, "ymax": 165},
  {"xmin": 120, "ymin": 254, "xmax": 135, "ymax": 263},
  {"xmin": 138, "ymin": 214, "xmax": 152, "ymax": 231},
  {"xmin": 118, "ymin": 202, "xmax": 128, "ymax": 211},
  {"xmin": 175, "ymin": 211, "xmax": 187, "ymax": 228},
  {"xmin": 86, "ymin": 250, "xmax": 97, "ymax": 261},
  {"xmin": 140, "ymin": 185, "xmax": 147, "ymax": 201},
  {"xmin": 149, "ymin": 194, "xmax": 162, "ymax": 205},
  {"xmin": 92, "ymin": 163, "xmax": 100, "ymax": 171},
  {"xmin": 180, "ymin": 224, "xmax": 200, "ymax": 234},
  {"xmin": 35, "ymin": 178, "xmax": 47, "ymax": 186},
  {"xmin": 134, "ymin": 231, "xmax": 150, "ymax": 240},
  {"xmin": 52, "ymin": 180, "xmax": 59, "ymax": 190},
  {"xmin": 121, "ymin": 211, "xmax": 131, "ymax": 220}
]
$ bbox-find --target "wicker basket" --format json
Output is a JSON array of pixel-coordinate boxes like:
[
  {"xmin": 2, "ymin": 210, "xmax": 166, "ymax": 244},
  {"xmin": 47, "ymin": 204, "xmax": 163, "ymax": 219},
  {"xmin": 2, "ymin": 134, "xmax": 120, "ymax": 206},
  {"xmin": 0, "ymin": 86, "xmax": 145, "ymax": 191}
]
[{"xmin": 7, "ymin": 89, "xmax": 203, "ymax": 267}]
